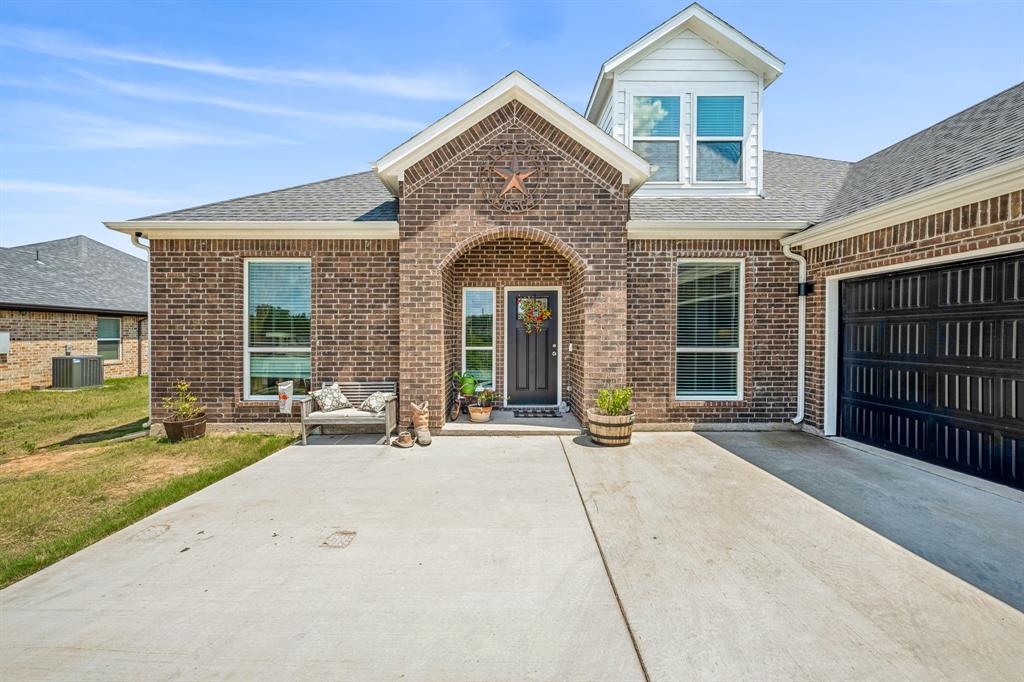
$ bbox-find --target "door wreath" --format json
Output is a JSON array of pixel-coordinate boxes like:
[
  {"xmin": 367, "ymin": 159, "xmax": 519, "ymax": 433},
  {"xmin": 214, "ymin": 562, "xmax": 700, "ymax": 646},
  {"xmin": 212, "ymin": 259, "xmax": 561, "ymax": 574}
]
[{"xmin": 517, "ymin": 297, "xmax": 551, "ymax": 335}]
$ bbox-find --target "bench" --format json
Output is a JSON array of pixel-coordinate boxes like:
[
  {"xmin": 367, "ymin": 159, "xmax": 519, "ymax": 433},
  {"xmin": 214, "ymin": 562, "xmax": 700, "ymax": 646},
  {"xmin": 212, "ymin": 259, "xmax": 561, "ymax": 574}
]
[{"xmin": 298, "ymin": 381, "xmax": 398, "ymax": 445}]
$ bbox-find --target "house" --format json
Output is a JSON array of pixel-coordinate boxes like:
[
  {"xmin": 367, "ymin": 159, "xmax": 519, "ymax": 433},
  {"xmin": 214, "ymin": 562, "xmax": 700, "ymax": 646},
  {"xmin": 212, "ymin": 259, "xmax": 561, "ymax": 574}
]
[
  {"xmin": 0, "ymin": 235, "xmax": 149, "ymax": 390},
  {"xmin": 105, "ymin": 4, "xmax": 1023, "ymax": 487}
]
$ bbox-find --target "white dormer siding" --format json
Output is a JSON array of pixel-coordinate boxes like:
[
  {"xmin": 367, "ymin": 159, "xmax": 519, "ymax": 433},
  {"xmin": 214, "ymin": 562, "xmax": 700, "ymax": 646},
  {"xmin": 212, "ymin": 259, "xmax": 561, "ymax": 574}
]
[{"xmin": 600, "ymin": 29, "xmax": 763, "ymax": 197}]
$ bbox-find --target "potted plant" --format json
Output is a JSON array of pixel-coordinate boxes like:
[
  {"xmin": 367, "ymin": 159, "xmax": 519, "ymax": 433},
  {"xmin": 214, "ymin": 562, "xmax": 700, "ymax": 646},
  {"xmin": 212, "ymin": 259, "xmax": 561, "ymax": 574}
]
[
  {"xmin": 587, "ymin": 386, "xmax": 635, "ymax": 446},
  {"xmin": 451, "ymin": 371, "xmax": 478, "ymax": 397},
  {"xmin": 161, "ymin": 380, "xmax": 207, "ymax": 442},
  {"xmin": 468, "ymin": 388, "xmax": 496, "ymax": 423}
]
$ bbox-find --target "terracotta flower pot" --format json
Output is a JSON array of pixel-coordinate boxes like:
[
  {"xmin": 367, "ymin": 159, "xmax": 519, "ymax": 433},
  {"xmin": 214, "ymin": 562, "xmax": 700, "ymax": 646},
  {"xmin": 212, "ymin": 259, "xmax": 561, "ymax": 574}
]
[
  {"xmin": 163, "ymin": 414, "xmax": 207, "ymax": 442},
  {"xmin": 468, "ymin": 404, "xmax": 493, "ymax": 423},
  {"xmin": 587, "ymin": 408, "xmax": 635, "ymax": 447}
]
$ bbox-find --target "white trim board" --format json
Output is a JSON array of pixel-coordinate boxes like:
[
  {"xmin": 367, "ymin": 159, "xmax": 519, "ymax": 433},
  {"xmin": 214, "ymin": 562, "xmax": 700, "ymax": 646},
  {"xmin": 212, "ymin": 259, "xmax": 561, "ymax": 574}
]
[
  {"xmin": 821, "ymin": 242, "xmax": 1024, "ymax": 436},
  {"xmin": 627, "ymin": 220, "xmax": 807, "ymax": 240},
  {"xmin": 105, "ymin": 220, "xmax": 399, "ymax": 240},
  {"xmin": 502, "ymin": 286, "xmax": 563, "ymax": 408}
]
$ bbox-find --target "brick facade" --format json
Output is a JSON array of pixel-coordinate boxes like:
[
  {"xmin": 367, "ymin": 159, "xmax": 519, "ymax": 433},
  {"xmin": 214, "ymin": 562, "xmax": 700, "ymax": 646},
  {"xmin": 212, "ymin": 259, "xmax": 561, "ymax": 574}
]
[
  {"xmin": 801, "ymin": 188, "xmax": 1024, "ymax": 431},
  {"xmin": 627, "ymin": 239, "xmax": 800, "ymax": 425},
  {"xmin": 0, "ymin": 309, "xmax": 148, "ymax": 391}
]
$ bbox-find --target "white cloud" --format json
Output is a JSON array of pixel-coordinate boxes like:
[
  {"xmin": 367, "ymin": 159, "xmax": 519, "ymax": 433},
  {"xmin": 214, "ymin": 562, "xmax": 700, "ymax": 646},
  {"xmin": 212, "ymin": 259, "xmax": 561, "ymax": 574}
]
[
  {"xmin": 1, "ymin": 179, "xmax": 172, "ymax": 205},
  {"xmin": 0, "ymin": 26, "xmax": 472, "ymax": 101}
]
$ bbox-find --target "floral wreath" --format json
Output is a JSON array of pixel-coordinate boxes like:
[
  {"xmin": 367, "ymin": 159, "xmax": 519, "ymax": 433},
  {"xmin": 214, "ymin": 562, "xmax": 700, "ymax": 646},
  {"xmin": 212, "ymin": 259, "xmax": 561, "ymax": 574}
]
[{"xmin": 517, "ymin": 297, "xmax": 552, "ymax": 335}]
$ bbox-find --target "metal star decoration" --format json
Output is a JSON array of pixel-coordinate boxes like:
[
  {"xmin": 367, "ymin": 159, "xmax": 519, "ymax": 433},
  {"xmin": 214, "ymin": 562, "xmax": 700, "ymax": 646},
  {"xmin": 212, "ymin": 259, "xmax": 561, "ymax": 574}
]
[
  {"xmin": 484, "ymin": 138, "xmax": 544, "ymax": 213},
  {"xmin": 493, "ymin": 157, "xmax": 536, "ymax": 197}
]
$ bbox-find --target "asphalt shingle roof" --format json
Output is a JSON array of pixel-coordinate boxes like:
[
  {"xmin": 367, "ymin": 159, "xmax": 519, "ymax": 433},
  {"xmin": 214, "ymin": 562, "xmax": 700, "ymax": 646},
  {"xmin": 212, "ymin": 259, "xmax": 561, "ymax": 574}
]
[
  {"xmin": 136, "ymin": 170, "xmax": 396, "ymax": 222},
  {"xmin": 0, "ymin": 236, "xmax": 148, "ymax": 314},
  {"xmin": 630, "ymin": 151, "xmax": 851, "ymax": 223}
]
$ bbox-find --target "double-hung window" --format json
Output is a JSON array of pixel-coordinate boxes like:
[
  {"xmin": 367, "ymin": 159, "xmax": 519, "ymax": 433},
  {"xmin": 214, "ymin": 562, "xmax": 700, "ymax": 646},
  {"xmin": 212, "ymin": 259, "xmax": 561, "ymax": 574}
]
[
  {"xmin": 695, "ymin": 96, "xmax": 744, "ymax": 182},
  {"xmin": 631, "ymin": 95, "xmax": 681, "ymax": 182},
  {"xmin": 676, "ymin": 260, "xmax": 743, "ymax": 399},
  {"xmin": 462, "ymin": 288, "xmax": 494, "ymax": 388},
  {"xmin": 245, "ymin": 259, "xmax": 311, "ymax": 399},
  {"xmin": 97, "ymin": 317, "xmax": 121, "ymax": 361}
]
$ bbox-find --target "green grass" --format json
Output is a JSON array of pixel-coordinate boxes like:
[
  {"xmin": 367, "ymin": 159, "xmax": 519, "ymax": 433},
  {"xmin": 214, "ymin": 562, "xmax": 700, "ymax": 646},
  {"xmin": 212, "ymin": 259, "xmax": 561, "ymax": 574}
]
[{"xmin": 0, "ymin": 377, "xmax": 294, "ymax": 587}]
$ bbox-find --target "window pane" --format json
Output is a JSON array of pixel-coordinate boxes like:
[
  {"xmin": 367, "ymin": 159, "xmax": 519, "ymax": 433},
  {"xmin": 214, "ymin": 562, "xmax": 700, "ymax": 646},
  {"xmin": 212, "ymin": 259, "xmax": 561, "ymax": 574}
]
[
  {"xmin": 633, "ymin": 141, "xmax": 679, "ymax": 182},
  {"xmin": 248, "ymin": 262, "xmax": 311, "ymax": 347},
  {"xmin": 465, "ymin": 349, "xmax": 493, "ymax": 387},
  {"xmin": 696, "ymin": 141, "xmax": 742, "ymax": 182},
  {"xmin": 98, "ymin": 340, "xmax": 120, "ymax": 361},
  {"xmin": 632, "ymin": 96, "xmax": 680, "ymax": 137},
  {"xmin": 97, "ymin": 318, "xmax": 120, "ymax": 339},
  {"xmin": 677, "ymin": 262, "xmax": 740, "ymax": 347},
  {"xmin": 249, "ymin": 352, "xmax": 310, "ymax": 396},
  {"xmin": 696, "ymin": 96, "xmax": 743, "ymax": 137},
  {"xmin": 464, "ymin": 290, "xmax": 493, "ymax": 347},
  {"xmin": 676, "ymin": 352, "xmax": 738, "ymax": 397}
]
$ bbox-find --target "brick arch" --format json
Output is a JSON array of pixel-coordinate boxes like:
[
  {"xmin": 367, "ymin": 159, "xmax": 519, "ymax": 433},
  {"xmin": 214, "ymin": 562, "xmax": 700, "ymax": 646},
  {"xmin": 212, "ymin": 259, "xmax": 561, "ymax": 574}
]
[{"xmin": 439, "ymin": 226, "xmax": 586, "ymax": 273}]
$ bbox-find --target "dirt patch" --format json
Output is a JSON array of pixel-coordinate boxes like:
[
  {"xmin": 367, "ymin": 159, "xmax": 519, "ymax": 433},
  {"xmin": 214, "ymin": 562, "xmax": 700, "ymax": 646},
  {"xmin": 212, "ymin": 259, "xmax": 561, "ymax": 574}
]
[
  {"xmin": 116, "ymin": 457, "xmax": 205, "ymax": 497},
  {"xmin": 0, "ymin": 447, "xmax": 105, "ymax": 476}
]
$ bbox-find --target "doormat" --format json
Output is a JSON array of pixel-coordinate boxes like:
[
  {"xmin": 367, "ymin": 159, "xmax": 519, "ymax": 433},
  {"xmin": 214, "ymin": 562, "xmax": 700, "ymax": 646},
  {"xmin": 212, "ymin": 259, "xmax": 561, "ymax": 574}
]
[{"xmin": 513, "ymin": 408, "xmax": 562, "ymax": 418}]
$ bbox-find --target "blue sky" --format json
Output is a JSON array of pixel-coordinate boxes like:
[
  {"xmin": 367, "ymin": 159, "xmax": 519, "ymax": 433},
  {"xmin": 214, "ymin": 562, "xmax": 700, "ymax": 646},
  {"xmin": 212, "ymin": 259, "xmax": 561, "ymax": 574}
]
[{"xmin": 2, "ymin": 0, "xmax": 1022, "ymax": 254}]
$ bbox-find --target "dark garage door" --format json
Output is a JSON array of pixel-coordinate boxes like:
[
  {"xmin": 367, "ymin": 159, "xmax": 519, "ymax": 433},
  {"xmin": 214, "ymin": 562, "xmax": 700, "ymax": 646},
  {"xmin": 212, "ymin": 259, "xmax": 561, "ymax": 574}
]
[{"xmin": 839, "ymin": 252, "xmax": 1024, "ymax": 488}]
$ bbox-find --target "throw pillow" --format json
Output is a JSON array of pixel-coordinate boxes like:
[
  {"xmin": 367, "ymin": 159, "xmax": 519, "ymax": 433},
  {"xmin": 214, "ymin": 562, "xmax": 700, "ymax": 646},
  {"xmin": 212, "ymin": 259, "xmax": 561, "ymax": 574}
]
[
  {"xmin": 359, "ymin": 391, "xmax": 393, "ymax": 414},
  {"xmin": 311, "ymin": 384, "xmax": 350, "ymax": 413}
]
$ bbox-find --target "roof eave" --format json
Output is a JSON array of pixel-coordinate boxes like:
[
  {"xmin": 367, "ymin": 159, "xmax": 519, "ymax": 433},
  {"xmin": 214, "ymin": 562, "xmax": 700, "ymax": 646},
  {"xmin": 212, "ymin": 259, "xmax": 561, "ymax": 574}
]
[
  {"xmin": 627, "ymin": 220, "xmax": 808, "ymax": 240},
  {"xmin": 105, "ymin": 220, "xmax": 400, "ymax": 240}
]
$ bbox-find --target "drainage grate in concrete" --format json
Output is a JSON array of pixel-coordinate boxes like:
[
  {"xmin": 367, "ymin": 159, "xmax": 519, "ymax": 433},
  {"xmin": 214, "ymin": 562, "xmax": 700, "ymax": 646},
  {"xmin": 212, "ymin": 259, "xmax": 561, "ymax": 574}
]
[{"xmin": 322, "ymin": 530, "xmax": 356, "ymax": 548}]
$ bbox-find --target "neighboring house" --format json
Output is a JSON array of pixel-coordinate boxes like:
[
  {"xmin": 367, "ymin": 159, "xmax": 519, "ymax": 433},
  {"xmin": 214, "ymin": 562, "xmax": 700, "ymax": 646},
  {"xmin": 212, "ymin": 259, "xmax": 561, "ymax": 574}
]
[
  {"xmin": 106, "ymin": 4, "xmax": 1023, "ymax": 487},
  {"xmin": 0, "ymin": 236, "xmax": 149, "ymax": 391}
]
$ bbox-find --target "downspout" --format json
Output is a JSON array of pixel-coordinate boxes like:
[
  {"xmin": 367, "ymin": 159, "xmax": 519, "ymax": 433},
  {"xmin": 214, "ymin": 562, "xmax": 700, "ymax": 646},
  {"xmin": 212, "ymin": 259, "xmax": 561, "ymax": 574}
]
[
  {"xmin": 131, "ymin": 232, "xmax": 152, "ymax": 429},
  {"xmin": 781, "ymin": 244, "xmax": 807, "ymax": 425}
]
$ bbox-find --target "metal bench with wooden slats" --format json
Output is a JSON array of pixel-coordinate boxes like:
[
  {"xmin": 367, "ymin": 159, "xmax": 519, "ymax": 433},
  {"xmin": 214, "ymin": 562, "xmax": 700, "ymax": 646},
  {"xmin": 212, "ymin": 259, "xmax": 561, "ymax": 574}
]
[{"xmin": 298, "ymin": 380, "xmax": 398, "ymax": 445}]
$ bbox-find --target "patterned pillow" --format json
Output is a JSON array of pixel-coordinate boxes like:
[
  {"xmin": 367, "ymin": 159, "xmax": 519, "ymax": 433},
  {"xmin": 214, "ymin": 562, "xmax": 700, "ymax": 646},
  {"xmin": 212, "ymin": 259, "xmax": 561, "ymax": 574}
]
[
  {"xmin": 359, "ymin": 391, "xmax": 393, "ymax": 414},
  {"xmin": 311, "ymin": 384, "xmax": 350, "ymax": 413}
]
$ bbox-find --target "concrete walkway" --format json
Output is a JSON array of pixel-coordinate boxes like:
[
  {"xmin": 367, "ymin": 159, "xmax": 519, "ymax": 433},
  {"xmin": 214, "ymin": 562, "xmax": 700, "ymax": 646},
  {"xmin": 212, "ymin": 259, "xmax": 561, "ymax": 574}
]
[
  {"xmin": 0, "ymin": 437, "xmax": 642, "ymax": 682},
  {"xmin": 564, "ymin": 432, "xmax": 1024, "ymax": 681}
]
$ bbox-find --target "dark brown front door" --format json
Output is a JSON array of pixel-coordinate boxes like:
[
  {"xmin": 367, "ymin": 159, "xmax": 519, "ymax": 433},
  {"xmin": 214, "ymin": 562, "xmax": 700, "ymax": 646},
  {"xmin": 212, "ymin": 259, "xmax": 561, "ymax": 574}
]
[{"xmin": 507, "ymin": 290, "xmax": 559, "ymax": 405}]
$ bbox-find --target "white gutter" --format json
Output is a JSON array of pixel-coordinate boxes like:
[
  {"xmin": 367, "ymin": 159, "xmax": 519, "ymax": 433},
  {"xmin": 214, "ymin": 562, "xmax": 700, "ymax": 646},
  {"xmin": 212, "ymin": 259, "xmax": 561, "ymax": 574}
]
[
  {"xmin": 106, "ymin": 220, "xmax": 399, "ymax": 240},
  {"xmin": 130, "ymin": 232, "xmax": 152, "ymax": 429},
  {"xmin": 781, "ymin": 243, "xmax": 806, "ymax": 425}
]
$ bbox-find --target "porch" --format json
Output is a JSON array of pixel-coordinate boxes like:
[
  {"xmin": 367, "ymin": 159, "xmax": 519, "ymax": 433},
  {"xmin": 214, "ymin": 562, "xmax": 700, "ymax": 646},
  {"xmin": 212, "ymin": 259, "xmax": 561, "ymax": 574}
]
[{"xmin": 440, "ymin": 407, "xmax": 582, "ymax": 436}]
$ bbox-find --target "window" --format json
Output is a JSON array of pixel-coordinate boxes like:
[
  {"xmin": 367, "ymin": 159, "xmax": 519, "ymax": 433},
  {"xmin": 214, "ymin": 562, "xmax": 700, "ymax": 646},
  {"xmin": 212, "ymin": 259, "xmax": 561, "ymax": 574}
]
[
  {"xmin": 632, "ymin": 95, "xmax": 680, "ymax": 182},
  {"xmin": 676, "ymin": 260, "xmax": 743, "ymax": 399},
  {"xmin": 462, "ymin": 288, "xmax": 494, "ymax": 387},
  {"xmin": 695, "ymin": 96, "xmax": 744, "ymax": 182},
  {"xmin": 97, "ymin": 317, "xmax": 121, "ymax": 361},
  {"xmin": 245, "ymin": 259, "xmax": 311, "ymax": 399}
]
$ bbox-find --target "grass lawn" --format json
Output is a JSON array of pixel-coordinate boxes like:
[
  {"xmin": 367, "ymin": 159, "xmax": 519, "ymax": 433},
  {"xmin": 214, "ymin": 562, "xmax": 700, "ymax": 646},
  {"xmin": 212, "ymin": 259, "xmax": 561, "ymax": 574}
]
[{"xmin": 0, "ymin": 376, "xmax": 293, "ymax": 587}]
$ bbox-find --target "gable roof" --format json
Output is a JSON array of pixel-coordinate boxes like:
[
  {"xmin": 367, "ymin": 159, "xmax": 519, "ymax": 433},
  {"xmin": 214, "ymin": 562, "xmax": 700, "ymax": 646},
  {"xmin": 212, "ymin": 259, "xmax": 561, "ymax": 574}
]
[
  {"xmin": 374, "ymin": 71, "xmax": 651, "ymax": 195},
  {"xmin": 0, "ymin": 236, "xmax": 148, "ymax": 315},
  {"xmin": 585, "ymin": 2, "xmax": 784, "ymax": 122}
]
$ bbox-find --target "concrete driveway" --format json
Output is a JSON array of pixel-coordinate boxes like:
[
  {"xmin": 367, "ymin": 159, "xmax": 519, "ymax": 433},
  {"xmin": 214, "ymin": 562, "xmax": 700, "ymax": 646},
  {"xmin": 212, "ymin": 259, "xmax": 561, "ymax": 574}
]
[{"xmin": 2, "ymin": 431, "xmax": 1022, "ymax": 681}]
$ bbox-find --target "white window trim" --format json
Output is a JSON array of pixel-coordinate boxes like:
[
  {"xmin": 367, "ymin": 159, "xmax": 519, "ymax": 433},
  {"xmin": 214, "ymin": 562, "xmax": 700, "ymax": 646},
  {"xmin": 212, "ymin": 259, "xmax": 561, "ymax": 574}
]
[
  {"xmin": 243, "ymin": 257, "xmax": 312, "ymax": 401},
  {"xmin": 97, "ymin": 316, "xmax": 122, "ymax": 362},
  {"xmin": 675, "ymin": 258, "xmax": 745, "ymax": 401},
  {"xmin": 692, "ymin": 94, "xmax": 746, "ymax": 185},
  {"xmin": 461, "ymin": 287, "xmax": 496, "ymax": 389},
  {"xmin": 628, "ymin": 94, "xmax": 683, "ymax": 184}
]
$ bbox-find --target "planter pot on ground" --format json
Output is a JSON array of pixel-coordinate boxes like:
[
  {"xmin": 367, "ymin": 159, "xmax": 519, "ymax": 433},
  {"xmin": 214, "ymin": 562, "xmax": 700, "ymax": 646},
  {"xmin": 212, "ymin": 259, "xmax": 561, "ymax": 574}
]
[
  {"xmin": 468, "ymin": 405, "xmax": 493, "ymax": 423},
  {"xmin": 163, "ymin": 414, "xmax": 207, "ymax": 442},
  {"xmin": 587, "ymin": 408, "xmax": 635, "ymax": 446}
]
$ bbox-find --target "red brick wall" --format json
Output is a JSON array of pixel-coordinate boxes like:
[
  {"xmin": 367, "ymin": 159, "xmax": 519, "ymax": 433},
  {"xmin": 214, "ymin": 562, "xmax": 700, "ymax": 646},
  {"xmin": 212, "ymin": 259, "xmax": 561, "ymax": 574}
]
[
  {"xmin": 399, "ymin": 100, "xmax": 630, "ymax": 428},
  {"xmin": 627, "ymin": 239, "xmax": 800, "ymax": 424},
  {"xmin": 0, "ymin": 309, "xmax": 147, "ymax": 391},
  {"xmin": 148, "ymin": 239, "xmax": 398, "ymax": 424},
  {"xmin": 802, "ymin": 188, "xmax": 1024, "ymax": 430}
]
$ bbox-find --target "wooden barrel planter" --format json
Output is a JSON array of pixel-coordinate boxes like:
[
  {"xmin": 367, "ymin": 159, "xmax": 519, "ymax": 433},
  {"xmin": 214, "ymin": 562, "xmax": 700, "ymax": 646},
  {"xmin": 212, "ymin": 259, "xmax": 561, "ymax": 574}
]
[
  {"xmin": 163, "ymin": 414, "xmax": 207, "ymax": 442},
  {"xmin": 586, "ymin": 409, "xmax": 635, "ymax": 447}
]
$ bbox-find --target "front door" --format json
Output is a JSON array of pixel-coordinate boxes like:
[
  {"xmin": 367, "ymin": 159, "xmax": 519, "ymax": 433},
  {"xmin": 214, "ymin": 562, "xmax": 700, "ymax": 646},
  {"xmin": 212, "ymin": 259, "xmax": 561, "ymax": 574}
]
[{"xmin": 506, "ymin": 290, "xmax": 559, "ymax": 405}]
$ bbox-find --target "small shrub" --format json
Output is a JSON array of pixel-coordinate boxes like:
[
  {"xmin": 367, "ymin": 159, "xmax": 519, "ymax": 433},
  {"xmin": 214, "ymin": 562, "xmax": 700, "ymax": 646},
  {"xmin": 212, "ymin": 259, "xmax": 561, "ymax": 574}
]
[
  {"xmin": 161, "ymin": 381, "xmax": 204, "ymax": 421},
  {"xmin": 595, "ymin": 386, "xmax": 633, "ymax": 416},
  {"xmin": 477, "ymin": 388, "xmax": 496, "ymax": 407}
]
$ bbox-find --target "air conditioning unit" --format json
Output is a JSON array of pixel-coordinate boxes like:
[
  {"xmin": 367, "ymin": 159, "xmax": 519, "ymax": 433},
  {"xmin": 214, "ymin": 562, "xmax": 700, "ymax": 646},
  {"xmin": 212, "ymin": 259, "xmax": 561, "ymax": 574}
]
[{"xmin": 52, "ymin": 355, "xmax": 104, "ymax": 389}]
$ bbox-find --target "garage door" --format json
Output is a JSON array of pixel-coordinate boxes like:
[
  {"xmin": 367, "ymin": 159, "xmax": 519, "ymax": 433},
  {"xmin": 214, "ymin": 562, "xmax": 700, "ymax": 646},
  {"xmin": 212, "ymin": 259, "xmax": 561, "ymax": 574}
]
[{"xmin": 839, "ymin": 252, "xmax": 1024, "ymax": 488}]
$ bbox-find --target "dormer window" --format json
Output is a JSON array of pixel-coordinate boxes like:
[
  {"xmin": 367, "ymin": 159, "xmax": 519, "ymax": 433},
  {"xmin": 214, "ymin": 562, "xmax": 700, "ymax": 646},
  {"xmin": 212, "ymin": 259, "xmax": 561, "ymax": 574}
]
[
  {"xmin": 631, "ymin": 96, "xmax": 680, "ymax": 182},
  {"xmin": 695, "ymin": 96, "xmax": 744, "ymax": 182}
]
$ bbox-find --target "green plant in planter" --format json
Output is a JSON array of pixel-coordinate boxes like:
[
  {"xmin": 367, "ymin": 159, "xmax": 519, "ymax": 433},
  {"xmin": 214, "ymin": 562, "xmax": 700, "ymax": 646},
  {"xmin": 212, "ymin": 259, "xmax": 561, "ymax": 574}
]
[
  {"xmin": 161, "ymin": 380, "xmax": 205, "ymax": 421},
  {"xmin": 451, "ymin": 371, "xmax": 478, "ymax": 396},
  {"xmin": 595, "ymin": 386, "xmax": 633, "ymax": 416},
  {"xmin": 477, "ymin": 388, "xmax": 496, "ymax": 407}
]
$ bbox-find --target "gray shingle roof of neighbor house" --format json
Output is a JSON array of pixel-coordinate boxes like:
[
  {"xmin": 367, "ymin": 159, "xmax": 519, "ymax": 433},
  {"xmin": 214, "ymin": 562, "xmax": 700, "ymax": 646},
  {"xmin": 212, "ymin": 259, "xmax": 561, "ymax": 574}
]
[
  {"xmin": 630, "ymin": 151, "xmax": 851, "ymax": 223},
  {"xmin": 0, "ymin": 236, "xmax": 148, "ymax": 315},
  {"xmin": 818, "ymin": 80, "xmax": 1024, "ymax": 223},
  {"xmin": 135, "ymin": 171, "xmax": 397, "ymax": 222}
]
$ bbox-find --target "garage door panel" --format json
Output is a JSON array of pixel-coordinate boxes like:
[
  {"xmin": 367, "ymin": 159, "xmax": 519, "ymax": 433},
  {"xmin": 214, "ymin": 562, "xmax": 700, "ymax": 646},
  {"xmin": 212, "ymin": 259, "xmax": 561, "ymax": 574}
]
[{"xmin": 840, "ymin": 252, "xmax": 1024, "ymax": 488}]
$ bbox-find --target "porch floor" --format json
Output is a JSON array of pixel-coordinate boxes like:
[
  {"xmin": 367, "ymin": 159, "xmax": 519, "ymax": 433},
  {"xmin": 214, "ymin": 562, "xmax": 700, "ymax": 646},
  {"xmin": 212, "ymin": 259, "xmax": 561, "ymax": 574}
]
[{"xmin": 441, "ymin": 408, "xmax": 583, "ymax": 436}]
